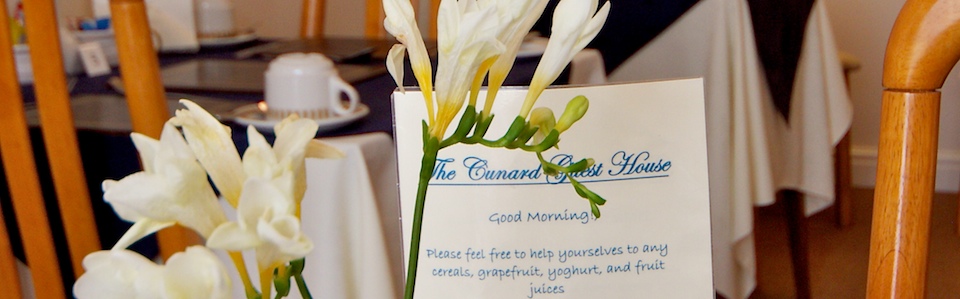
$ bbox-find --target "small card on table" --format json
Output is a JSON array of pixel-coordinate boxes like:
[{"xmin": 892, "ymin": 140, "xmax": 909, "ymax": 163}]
[{"xmin": 393, "ymin": 78, "xmax": 714, "ymax": 298}]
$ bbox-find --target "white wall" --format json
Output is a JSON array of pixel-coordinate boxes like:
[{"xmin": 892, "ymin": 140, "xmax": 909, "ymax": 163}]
[{"xmin": 824, "ymin": 0, "xmax": 960, "ymax": 192}]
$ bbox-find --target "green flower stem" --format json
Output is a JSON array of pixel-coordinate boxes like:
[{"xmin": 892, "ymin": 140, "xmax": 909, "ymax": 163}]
[
  {"xmin": 405, "ymin": 134, "xmax": 440, "ymax": 299},
  {"xmin": 295, "ymin": 274, "xmax": 312, "ymax": 299},
  {"xmin": 519, "ymin": 130, "xmax": 560, "ymax": 152},
  {"xmin": 479, "ymin": 117, "xmax": 526, "ymax": 147},
  {"xmin": 440, "ymin": 106, "xmax": 477, "ymax": 148},
  {"xmin": 463, "ymin": 114, "xmax": 495, "ymax": 144},
  {"xmin": 506, "ymin": 126, "xmax": 540, "ymax": 149},
  {"xmin": 290, "ymin": 259, "xmax": 312, "ymax": 299},
  {"xmin": 535, "ymin": 152, "xmax": 606, "ymax": 218}
]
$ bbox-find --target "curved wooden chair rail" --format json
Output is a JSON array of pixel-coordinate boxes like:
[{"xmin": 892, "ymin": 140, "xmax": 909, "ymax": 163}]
[
  {"xmin": 0, "ymin": 0, "xmax": 99, "ymax": 298},
  {"xmin": 868, "ymin": 0, "xmax": 960, "ymax": 297}
]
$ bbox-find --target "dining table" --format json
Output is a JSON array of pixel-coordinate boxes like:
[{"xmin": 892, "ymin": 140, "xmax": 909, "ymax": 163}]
[
  {"xmin": 7, "ymin": 34, "xmax": 609, "ymax": 298},
  {"xmin": 605, "ymin": 0, "xmax": 853, "ymax": 298},
  {"xmin": 7, "ymin": 1, "xmax": 850, "ymax": 295}
]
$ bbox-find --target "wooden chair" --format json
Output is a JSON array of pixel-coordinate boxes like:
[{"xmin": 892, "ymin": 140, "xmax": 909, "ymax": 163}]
[
  {"xmin": 0, "ymin": 0, "xmax": 100, "ymax": 297},
  {"xmin": 867, "ymin": 0, "xmax": 960, "ymax": 297},
  {"xmin": 0, "ymin": 0, "xmax": 187, "ymax": 297}
]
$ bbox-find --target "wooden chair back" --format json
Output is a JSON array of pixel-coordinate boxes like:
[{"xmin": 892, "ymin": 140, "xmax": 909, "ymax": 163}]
[
  {"xmin": 868, "ymin": 0, "xmax": 960, "ymax": 297},
  {"xmin": 0, "ymin": 0, "xmax": 99, "ymax": 298},
  {"xmin": 0, "ymin": 0, "xmax": 192, "ymax": 297}
]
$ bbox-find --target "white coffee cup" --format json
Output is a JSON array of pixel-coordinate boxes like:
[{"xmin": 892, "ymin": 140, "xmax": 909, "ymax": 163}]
[
  {"xmin": 196, "ymin": 0, "xmax": 236, "ymax": 37},
  {"xmin": 264, "ymin": 53, "xmax": 360, "ymax": 119}
]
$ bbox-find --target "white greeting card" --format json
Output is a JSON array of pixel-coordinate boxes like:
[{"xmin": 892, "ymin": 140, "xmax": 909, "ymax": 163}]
[{"xmin": 394, "ymin": 78, "xmax": 713, "ymax": 298}]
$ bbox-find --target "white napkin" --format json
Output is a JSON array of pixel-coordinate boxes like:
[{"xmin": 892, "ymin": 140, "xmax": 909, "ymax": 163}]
[{"xmin": 92, "ymin": 0, "xmax": 199, "ymax": 53}]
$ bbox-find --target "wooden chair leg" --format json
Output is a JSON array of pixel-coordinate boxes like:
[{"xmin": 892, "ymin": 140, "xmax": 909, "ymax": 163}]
[
  {"xmin": 835, "ymin": 132, "xmax": 853, "ymax": 228},
  {"xmin": 783, "ymin": 190, "xmax": 812, "ymax": 299}
]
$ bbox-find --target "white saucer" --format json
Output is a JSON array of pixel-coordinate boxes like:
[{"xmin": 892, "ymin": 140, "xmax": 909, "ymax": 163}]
[
  {"xmin": 231, "ymin": 103, "xmax": 369, "ymax": 132},
  {"xmin": 199, "ymin": 32, "xmax": 257, "ymax": 48}
]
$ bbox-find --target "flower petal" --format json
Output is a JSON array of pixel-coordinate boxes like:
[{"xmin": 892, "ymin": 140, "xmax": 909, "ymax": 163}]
[
  {"xmin": 273, "ymin": 117, "xmax": 320, "ymax": 164},
  {"xmin": 237, "ymin": 178, "xmax": 295, "ymax": 231},
  {"xmin": 103, "ymin": 172, "xmax": 172, "ymax": 222},
  {"xmin": 129, "ymin": 133, "xmax": 159, "ymax": 174},
  {"xmin": 207, "ymin": 221, "xmax": 262, "ymax": 251},
  {"xmin": 74, "ymin": 250, "xmax": 163, "ymax": 299},
  {"xmin": 255, "ymin": 213, "xmax": 313, "ymax": 270},
  {"xmin": 520, "ymin": 0, "xmax": 610, "ymax": 117},
  {"xmin": 112, "ymin": 218, "xmax": 176, "ymax": 250},
  {"xmin": 306, "ymin": 140, "xmax": 345, "ymax": 159},
  {"xmin": 172, "ymin": 99, "xmax": 246, "ymax": 207},
  {"xmin": 387, "ymin": 44, "xmax": 407, "ymax": 93},
  {"xmin": 162, "ymin": 246, "xmax": 233, "ymax": 299},
  {"xmin": 243, "ymin": 125, "xmax": 279, "ymax": 180},
  {"xmin": 571, "ymin": 1, "xmax": 611, "ymax": 58}
]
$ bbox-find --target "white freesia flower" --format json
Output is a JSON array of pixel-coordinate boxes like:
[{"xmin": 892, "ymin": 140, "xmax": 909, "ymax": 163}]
[
  {"xmin": 476, "ymin": 0, "xmax": 548, "ymax": 114},
  {"xmin": 383, "ymin": 0, "xmax": 435, "ymax": 124},
  {"xmin": 206, "ymin": 177, "xmax": 313, "ymax": 271},
  {"xmin": 172, "ymin": 99, "xmax": 246, "ymax": 207},
  {"xmin": 74, "ymin": 247, "xmax": 231, "ymax": 299},
  {"xmin": 267, "ymin": 116, "xmax": 344, "ymax": 206},
  {"xmin": 208, "ymin": 118, "xmax": 330, "ymax": 270},
  {"xmin": 431, "ymin": 0, "xmax": 505, "ymax": 137},
  {"xmin": 162, "ymin": 246, "xmax": 233, "ymax": 299},
  {"xmin": 529, "ymin": 107, "xmax": 556, "ymax": 144},
  {"xmin": 519, "ymin": 0, "xmax": 610, "ymax": 117},
  {"xmin": 73, "ymin": 250, "xmax": 162, "ymax": 299},
  {"xmin": 103, "ymin": 122, "xmax": 228, "ymax": 250}
]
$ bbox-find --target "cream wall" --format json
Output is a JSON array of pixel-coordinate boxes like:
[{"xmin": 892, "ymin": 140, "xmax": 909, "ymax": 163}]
[
  {"xmin": 824, "ymin": 0, "xmax": 960, "ymax": 192},
  {"xmin": 233, "ymin": 0, "xmax": 366, "ymax": 38}
]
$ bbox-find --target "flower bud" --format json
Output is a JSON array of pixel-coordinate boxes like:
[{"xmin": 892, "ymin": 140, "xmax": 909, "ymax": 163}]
[
  {"xmin": 555, "ymin": 95, "xmax": 589, "ymax": 132},
  {"xmin": 529, "ymin": 107, "xmax": 556, "ymax": 145}
]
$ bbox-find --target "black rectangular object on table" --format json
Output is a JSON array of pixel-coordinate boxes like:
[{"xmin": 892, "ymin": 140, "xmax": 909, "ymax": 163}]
[{"xmin": 159, "ymin": 59, "xmax": 387, "ymax": 94}]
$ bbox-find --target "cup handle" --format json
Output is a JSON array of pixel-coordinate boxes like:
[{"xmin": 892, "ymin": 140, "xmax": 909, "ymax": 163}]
[{"xmin": 329, "ymin": 76, "xmax": 359, "ymax": 115}]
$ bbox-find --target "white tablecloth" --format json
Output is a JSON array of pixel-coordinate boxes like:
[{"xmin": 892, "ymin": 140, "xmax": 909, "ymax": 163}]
[{"xmin": 609, "ymin": 0, "xmax": 852, "ymax": 298}]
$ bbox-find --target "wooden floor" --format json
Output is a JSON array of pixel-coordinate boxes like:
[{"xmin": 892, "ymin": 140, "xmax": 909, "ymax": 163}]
[{"xmin": 750, "ymin": 188, "xmax": 960, "ymax": 299}]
